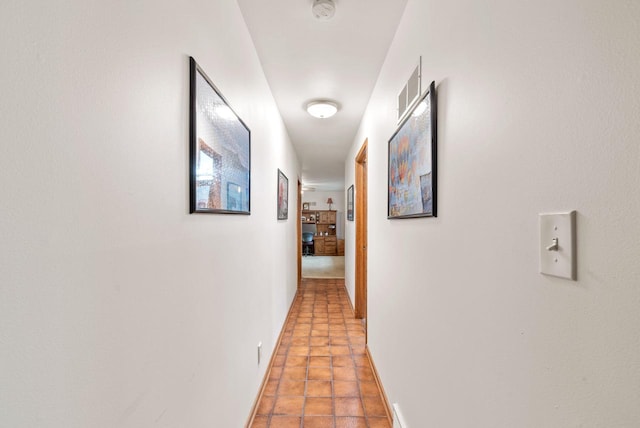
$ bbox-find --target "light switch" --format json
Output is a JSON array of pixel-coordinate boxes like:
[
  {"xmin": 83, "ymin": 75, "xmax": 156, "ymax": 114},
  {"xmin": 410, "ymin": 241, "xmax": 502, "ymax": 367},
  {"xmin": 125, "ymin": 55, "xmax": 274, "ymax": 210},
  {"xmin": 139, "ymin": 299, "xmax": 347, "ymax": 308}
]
[{"xmin": 539, "ymin": 211, "xmax": 576, "ymax": 280}]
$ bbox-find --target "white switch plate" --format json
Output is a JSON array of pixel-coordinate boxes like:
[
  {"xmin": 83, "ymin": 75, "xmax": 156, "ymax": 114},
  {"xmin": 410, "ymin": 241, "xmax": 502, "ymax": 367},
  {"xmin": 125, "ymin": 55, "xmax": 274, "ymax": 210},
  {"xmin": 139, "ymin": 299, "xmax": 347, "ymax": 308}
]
[{"xmin": 539, "ymin": 211, "xmax": 576, "ymax": 280}]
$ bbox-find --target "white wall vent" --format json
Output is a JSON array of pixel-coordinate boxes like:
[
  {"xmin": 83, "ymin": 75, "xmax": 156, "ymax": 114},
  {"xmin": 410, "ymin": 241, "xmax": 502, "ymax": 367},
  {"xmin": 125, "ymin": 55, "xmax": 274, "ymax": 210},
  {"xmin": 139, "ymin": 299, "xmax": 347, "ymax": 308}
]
[{"xmin": 397, "ymin": 58, "xmax": 422, "ymax": 122}]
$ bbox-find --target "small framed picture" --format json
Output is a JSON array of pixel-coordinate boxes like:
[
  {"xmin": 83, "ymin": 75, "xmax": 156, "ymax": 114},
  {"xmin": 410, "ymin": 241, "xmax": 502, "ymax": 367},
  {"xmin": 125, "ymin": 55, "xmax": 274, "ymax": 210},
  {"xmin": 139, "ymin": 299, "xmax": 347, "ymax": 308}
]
[
  {"xmin": 277, "ymin": 169, "xmax": 288, "ymax": 220},
  {"xmin": 303, "ymin": 202, "xmax": 310, "ymax": 210},
  {"xmin": 347, "ymin": 185, "xmax": 354, "ymax": 221}
]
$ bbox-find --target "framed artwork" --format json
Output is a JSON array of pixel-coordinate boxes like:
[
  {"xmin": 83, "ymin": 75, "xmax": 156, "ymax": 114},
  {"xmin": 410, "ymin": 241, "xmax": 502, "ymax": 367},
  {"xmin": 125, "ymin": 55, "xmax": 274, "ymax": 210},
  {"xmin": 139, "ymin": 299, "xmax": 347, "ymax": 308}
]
[
  {"xmin": 277, "ymin": 169, "xmax": 288, "ymax": 220},
  {"xmin": 347, "ymin": 185, "xmax": 354, "ymax": 221},
  {"xmin": 302, "ymin": 202, "xmax": 310, "ymax": 211},
  {"xmin": 388, "ymin": 80, "xmax": 437, "ymax": 219},
  {"xmin": 189, "ymin": 56, "xmax": 251, "ymax": 214}
]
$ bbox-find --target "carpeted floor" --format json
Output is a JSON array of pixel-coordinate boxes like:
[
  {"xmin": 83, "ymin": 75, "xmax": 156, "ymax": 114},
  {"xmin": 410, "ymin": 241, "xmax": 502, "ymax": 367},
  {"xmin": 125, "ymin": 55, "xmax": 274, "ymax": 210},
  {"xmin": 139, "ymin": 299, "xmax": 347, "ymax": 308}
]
[{"xmin": 302, "ymin": 256, "xmax": 345, "ymax": 279}]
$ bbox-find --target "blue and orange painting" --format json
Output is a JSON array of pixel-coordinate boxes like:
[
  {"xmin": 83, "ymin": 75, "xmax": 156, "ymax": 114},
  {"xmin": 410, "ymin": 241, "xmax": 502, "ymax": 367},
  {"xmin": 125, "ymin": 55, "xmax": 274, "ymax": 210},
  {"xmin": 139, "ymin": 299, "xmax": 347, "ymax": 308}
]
[{"xmin": 388, "ymin": 97, "xmax": 433, "ymax": 218}]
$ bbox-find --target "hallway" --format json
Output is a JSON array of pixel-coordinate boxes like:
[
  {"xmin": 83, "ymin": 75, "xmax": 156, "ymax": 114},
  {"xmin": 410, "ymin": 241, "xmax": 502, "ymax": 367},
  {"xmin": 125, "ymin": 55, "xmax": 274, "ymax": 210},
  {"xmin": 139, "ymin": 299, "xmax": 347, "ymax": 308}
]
[{"xmin": 249, "ymin": 279, "xmax": 391, "ymax": 428}]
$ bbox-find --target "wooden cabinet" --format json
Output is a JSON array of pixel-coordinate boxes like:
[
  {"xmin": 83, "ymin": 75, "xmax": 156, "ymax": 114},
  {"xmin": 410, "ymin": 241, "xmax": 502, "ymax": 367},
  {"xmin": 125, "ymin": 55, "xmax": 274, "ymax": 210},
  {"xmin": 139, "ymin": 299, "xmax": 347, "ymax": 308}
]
[
  {"xmin": 323, "ymin": 236, "xmax": 337, "ymax": 255},
  {"xmin": 301, "ymin": 209, "xmax": 337, "ymax": 237},
  {"xmin": 313, "ymin": 236, "xmax": 337, "ymax": 256}
]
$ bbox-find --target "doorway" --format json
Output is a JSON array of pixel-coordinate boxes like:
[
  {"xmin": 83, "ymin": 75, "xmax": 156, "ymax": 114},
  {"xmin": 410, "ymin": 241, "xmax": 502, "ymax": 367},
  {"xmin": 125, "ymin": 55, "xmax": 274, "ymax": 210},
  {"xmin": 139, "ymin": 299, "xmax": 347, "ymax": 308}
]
[{"xmin": 355, "ymin": 139, "xmax": 368, "ymax": 340}]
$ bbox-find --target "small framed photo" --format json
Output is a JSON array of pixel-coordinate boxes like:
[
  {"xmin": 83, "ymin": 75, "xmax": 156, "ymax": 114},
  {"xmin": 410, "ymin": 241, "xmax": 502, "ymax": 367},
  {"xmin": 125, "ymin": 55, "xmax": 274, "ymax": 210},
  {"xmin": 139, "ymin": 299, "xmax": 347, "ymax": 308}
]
[
  {"xmin": 388, "ymin": 81, "xmax": 437, "ymax": 219},
  {"xmin": 347, "ymin": 185, "xmax": 354, "ymax": 221},
  {"xmin": 302, "ymin": 202, "xmax": 310, "ymax": 211},
  {"xmin": 189, "ymin": 57, "xmax": 251, "ymax": 214},
  {"xmin": 277, "ymin": 169, "xmax": 288, "ymax": 220}
]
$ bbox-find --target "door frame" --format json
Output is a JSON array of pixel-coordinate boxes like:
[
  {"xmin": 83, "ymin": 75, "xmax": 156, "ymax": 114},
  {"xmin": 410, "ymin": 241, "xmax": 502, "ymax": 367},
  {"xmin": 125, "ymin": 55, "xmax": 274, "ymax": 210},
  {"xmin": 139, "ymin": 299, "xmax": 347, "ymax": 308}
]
[
  {"xmin": 297, "ymin": 179, "xmax": 302, "ymax": 289},
  {"xmin": 355, "ymin": 139, "xmax": 368, "ymax": 329}
]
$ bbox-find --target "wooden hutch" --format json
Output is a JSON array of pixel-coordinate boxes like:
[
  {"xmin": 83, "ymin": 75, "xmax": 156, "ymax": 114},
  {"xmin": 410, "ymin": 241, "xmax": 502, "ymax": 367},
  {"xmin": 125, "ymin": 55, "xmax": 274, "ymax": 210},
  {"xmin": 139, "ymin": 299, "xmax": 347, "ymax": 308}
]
[{"xmin": 302, "ymin": 209, "xmax": 337, "ymax": 256}]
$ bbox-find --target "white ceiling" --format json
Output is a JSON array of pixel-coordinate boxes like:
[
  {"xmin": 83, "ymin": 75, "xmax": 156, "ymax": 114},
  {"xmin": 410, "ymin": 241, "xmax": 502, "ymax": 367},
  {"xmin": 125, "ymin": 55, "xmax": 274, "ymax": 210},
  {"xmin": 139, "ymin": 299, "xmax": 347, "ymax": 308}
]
[{"xmin": 238, "ymin": 0, "xmax": 408, "ymax": 191}]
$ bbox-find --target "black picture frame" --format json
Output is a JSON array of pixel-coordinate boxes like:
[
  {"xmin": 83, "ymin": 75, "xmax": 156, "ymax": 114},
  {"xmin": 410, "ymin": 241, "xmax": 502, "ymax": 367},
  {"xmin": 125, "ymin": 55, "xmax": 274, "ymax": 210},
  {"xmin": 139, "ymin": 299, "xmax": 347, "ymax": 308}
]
[
  {"xmin": 189, "ymin": 56, "xmax": 251, "ymax": 214},
  {"xmin": 387, "ymin": 80, "xmax": 437, "ymax": 219},
  {"xmin": 277, "ymin": 169, "xmax": 288, "ymax": 220},
  {"xmin": 347, "ymin": 185, "xmax": 354, "ymax": 221}
]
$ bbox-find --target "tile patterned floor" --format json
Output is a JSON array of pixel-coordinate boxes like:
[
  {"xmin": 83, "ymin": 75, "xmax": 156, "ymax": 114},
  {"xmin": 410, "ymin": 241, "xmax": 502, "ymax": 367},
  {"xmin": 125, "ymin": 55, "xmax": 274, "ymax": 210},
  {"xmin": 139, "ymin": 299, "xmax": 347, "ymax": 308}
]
[{"xmin": 249, "ymin": 278, "xmax": 391, "ymax": 428}]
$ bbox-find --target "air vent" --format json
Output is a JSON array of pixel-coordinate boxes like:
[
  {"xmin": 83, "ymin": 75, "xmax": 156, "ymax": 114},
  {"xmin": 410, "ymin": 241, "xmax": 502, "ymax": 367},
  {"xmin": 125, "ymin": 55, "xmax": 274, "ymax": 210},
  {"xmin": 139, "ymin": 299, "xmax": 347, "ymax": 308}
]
[{"xmin": 397, "ymin": 58, "xmax": 422, "ymax": 122}]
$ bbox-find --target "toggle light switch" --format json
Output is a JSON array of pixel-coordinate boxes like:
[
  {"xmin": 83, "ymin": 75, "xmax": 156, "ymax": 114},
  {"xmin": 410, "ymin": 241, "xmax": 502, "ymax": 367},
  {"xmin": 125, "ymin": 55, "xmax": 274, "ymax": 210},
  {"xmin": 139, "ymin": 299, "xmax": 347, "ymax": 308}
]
[{"xmin": 539, "ymin": 211, "xmax": 576, "ymax": 280}]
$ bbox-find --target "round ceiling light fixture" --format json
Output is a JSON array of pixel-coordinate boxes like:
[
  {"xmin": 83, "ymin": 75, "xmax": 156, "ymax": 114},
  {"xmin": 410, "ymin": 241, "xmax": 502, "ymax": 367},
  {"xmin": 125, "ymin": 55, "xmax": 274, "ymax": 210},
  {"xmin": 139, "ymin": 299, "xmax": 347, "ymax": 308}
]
[
  {"xmin": 306, "ymin": 100, "xmax": 338, "ymax": 119},
  {"xmin": 312, "ymin": 0, "xmax": 336, "ymax": 21}
]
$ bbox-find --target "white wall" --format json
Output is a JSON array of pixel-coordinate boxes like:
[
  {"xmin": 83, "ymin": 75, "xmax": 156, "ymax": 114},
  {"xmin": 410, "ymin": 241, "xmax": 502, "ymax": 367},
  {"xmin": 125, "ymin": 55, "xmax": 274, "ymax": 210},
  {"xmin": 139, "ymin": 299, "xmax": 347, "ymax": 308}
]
[
  {"xmin": 345, "ymin": 1, "xmax": 640, "ymax": 427},
  {"xmin": 302, "ymin": 190, "xmax": 345, "ymax": 213},
  {"xmin": 0, "ymin": 1, "xmax": 299, "ymax": 427}
]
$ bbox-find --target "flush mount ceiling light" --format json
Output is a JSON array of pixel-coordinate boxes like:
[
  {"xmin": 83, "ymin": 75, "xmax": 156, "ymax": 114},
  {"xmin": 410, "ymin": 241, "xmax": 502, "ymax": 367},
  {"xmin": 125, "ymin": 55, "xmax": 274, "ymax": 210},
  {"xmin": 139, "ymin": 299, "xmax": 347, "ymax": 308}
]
[
  {"xmin": 306, "ymin": 100, "xmax": 338, "ymax": 118},
  {"xmin": 312, "ymin": 0, "xmax": 336, "ymax": 21}
]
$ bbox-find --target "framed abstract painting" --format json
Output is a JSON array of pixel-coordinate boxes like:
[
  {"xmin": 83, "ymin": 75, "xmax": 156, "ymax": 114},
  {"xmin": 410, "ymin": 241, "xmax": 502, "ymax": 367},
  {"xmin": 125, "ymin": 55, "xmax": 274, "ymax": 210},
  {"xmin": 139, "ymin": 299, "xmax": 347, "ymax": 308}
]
[
  {"xmin": 388, "ymin": 80, "xmax": 437, "ymax": 219},
  {"xmin": 189, "ymin": 56, "xmax": 251, "ymax": 214}
]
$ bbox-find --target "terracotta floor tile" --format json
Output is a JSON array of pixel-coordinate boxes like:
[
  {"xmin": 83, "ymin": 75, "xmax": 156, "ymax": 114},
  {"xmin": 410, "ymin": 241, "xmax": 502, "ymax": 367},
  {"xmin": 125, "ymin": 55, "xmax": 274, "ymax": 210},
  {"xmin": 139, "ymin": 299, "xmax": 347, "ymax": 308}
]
[
  {"xmin": 273, "ymin": 396, "xmax": 304, "ymax": 415},
  {"xmin": 310, "ymin": 346, "xmax": 330, "ymax": 356},
  {"xmin": 330, "ymin": 345, "xmax": 351, "ymax": 356},
  {"xmin": 293, "ymin": 328, "xmax": 311, "ymax": 337},
  {"xmin": 350, "ymin": 345, "xmax": 367, "ymax": 356},
  {"xmin": 269, "ymin": 416, "xmax": 302, "ymax": 427},
  {"xmin": 333, "ymin": 366, "xmax": 357, "ymax": 381},
  {"xmin": 264, "ymin": 379, "xmax": 278, "ymax": 396},
  {"xmin": 356, "ymin": 366, "xmax": 375, "ymax": 381},
  {"xmin": 308, "ymin": 367, "xmax": 332, "ymax": 381},
  {"xmin": 306, "ymin": 380, "xmax": 332, "ymax": 397},
  {"xmin": 281, "ymin": 366, "xmax": 307, "ymax": 380},
  {"xmin": 256, "ymin": 395, "xmax": 275, "ymax": 415},
  {"xmin": 278, "ymin": 380, "xmax": 306, "ymax": 396},
  {"xmin": 290, "ymin": 337, "xmax": 310, "ymax": 346},
  {"xmin": 333, "ymin": 381, "xmax": 359, "ymax": 397},
  {"xmin": 269, "ymin": 367, "xmax": 283, "ymax": 380},
  {"xmin": 303, "ymin": 416, "xmax": 334, "ymax": 428},
  {"xmin": 304, "ymin": 397, "xmax": 333, "ymax": 416},
  {"xmin": 362, "ymin": 395, "xmax": 387, "ymax": 417},
  {"xmin": 289, "ymin": 346, "xmax": 310, "ymax": 356},
  {"xmin": 309, "ymin": 356, "xmax": 331, "ymax": 367},
  {"xmin": 285, "ymin": 355, "xmax": 308, "ymax": 367},
  {"xmin": 331, "ymin": 356, "xmax": 354, "ymax": 367},
  {"xmin": 334, "ymin": 397, "xmax": 364, "ymax": 417},
  {"xmin": 250, "ymin": 279, "xmax": 392, "ymax": 425},
  {"xmin": 352, "ymin": 355, "xmax": 368, "ymax": 367},
  {"xmin": 280, "ymin": 336, "xmax": 291, "ymax": 345},
  {"xmin": 368, "ymin": 417, "xmax": 393, "ymax": 427},
  {"xmin": 359, "ymin": 381, "xmax": 380, "ymax": 396},
  {"xmin": 335, "ymin": 417, "xmax": 367, "ymax": 428},
  {"xmin": 330, "ymin": 337, "xmax": 350, "ymax": 346},
  {"xmin": 310, "ymin": 337, "xmax": 330, "ymax": 346},
  {"xmin": 250, "ymin": 415, "xmax": 268, "ymax": 427}
]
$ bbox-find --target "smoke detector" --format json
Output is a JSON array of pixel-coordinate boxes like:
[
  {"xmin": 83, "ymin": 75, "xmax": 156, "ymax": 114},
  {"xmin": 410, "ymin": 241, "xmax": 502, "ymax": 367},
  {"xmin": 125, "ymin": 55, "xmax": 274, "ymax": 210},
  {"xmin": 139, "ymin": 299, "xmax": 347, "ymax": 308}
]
[{"xmin": 312, "ymin": 0, "xmax": 336, "ymax": 21}]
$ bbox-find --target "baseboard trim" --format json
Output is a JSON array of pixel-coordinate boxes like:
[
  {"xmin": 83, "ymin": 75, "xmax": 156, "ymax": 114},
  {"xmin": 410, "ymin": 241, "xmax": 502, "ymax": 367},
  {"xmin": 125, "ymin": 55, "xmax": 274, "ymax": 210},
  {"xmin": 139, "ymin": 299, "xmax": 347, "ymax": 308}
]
[
  {"xmin": 244, "ymin": 291, "xmax": 300, "ymax": 428},
  {"xmin": 366, "ymin": 345, "xmax": 394, "ymax": 426}
]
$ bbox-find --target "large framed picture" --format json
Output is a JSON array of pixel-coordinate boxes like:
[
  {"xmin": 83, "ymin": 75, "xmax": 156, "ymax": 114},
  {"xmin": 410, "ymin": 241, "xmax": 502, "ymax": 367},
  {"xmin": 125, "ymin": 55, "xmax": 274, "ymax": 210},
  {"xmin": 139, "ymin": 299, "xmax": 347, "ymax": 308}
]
[
  {"xmin": 388, "ymin": 80, "xmax": 437, "ymax": 219},
  {"xmin": 347, "ymin": 185, "xmax": 354, "ymax": 221},
  {"xmin": 277, "ymin": 169, "xmax": 288, "ymax": 220},
  {"xmin": 189, "ymin": 57, "xmax": 251, "ymax": 214}
]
